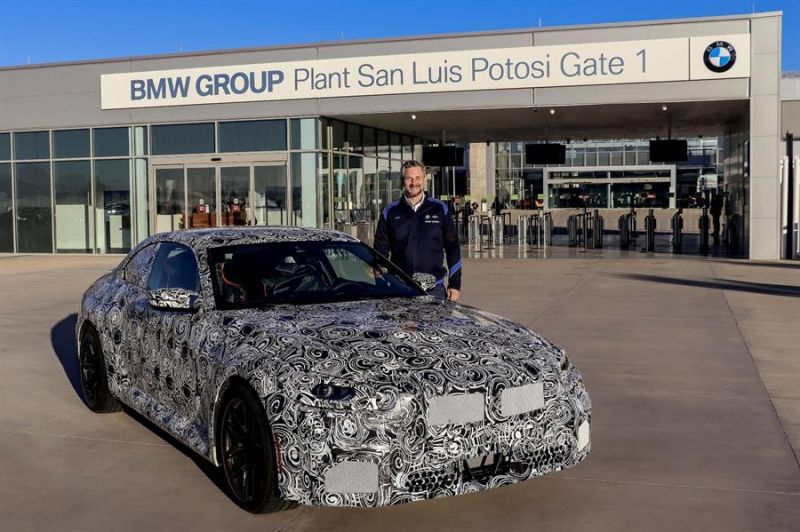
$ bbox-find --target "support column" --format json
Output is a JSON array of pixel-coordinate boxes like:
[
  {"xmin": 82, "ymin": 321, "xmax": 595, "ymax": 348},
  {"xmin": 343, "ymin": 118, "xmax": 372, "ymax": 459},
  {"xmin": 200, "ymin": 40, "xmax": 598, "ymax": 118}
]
[
  {"xmin": 469, "ymin": 142, "xmax": 494, "ymax": 206},
  {"xmin": 748, "ymin": 14, "xmax": 783, "ymax": 259}
]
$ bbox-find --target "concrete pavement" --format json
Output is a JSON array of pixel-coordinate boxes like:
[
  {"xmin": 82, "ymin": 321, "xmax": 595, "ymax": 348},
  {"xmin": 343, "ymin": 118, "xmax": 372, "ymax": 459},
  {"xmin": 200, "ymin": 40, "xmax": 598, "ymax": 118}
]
[{"xmin": 1, "ymin": 253, "xmax": 799, "ymax": 531}]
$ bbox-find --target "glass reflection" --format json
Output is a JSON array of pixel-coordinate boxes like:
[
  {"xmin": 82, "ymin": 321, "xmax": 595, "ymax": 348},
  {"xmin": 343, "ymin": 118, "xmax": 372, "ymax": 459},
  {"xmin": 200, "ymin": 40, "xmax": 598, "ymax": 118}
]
[
  {"xmin": 254, "ymin": 165, "xmax": 287, "ymax": 226},
  {"xmin": 221, "ymin": 166, "xmax": 250, "ymax": 226},
  {"xmin": 95, "ymin": 159, "xmax": 131, "ymax": 253},
  {"xmin": 0, "ymin": 164, "xmax": 12, "ymax": 252},
  {"xmin": 54, "ymin": 160, "xmax": 91, "ymax": 253},
  {"xmin": 155, "ymin": 168, "xmax": 185, "ymax": 233},
  {"xmin": 187, "ymin": 167, "xmax": 216, "ymax": 228},
  {"xmin": 15, "ymin": 162, "xmax": 52, "ymax": 253}
]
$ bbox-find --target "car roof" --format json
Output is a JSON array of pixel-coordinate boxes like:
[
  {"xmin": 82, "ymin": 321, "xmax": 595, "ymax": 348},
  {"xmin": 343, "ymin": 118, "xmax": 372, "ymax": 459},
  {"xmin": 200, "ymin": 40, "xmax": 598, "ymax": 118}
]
[{"xmin": 149, "ymin": 226, "xmax": 360, "ymax": 251}]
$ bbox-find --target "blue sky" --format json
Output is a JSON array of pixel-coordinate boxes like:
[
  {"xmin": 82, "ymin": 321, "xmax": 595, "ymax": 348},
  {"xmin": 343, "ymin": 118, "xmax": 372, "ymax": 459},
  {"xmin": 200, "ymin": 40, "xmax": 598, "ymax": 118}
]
[{"xmin": 0, "ymin": 0, "xmax": 797, "ymax": 70}]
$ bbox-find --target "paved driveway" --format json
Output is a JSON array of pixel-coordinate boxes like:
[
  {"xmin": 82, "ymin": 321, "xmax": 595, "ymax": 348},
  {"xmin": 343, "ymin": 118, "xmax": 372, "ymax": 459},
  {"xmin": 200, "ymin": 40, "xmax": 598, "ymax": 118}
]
[{"xmin": 1, "ymin": 254, "xmax": 799, "ymax": 531}]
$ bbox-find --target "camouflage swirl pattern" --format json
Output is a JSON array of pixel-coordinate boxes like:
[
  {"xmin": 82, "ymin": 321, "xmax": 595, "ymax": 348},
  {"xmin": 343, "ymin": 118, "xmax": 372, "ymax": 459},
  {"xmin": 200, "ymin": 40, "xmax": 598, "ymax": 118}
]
[{"xmin": 77, "ymin": 227, "xmax": 591, "ymax": 507}]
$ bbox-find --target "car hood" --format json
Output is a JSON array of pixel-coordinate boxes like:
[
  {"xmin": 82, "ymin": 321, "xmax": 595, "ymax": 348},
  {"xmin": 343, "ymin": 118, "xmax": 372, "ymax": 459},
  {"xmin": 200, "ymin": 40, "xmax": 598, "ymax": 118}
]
[{"xmin": 216, "ymin": 297, "xmax": 562, "ymax": 395}]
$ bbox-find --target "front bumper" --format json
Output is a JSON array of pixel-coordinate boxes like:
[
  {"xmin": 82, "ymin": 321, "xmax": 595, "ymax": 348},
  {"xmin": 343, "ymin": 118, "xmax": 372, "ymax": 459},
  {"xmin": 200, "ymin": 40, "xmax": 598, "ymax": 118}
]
[{"xmin": 276, "ymin": 376, "xmax": 591, "ymax": 507}]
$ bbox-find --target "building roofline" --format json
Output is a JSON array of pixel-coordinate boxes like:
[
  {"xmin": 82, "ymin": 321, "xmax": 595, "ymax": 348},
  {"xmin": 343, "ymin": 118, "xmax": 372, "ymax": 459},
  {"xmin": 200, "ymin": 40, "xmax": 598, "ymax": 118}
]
[{"xmin": 0, "ymin": 10, "xmax": 782, "ymax": 72}]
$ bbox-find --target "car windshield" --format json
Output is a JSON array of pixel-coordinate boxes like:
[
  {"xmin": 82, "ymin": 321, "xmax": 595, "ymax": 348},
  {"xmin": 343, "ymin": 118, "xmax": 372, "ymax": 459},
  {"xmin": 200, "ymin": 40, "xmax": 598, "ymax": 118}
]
[{"xmin": 209, "ymin": 241, "xmax": 424, "ymax": 308}]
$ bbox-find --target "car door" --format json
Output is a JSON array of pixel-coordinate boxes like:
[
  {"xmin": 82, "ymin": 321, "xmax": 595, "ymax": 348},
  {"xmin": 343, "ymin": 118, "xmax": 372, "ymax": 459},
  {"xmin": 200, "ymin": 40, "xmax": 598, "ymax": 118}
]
[
  {"xmin": 143, "ymin": 242, "xmax": 203, "ymax": 426},
  {"xmin": 114, "ymin": 243, "xmax": 160, "ymax": 403}
]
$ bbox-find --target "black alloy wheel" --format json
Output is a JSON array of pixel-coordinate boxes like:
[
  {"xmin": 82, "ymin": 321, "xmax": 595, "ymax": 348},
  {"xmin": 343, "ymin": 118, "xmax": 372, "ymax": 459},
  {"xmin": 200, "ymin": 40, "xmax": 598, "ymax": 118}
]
[
  {"xmin": 218, "ymin": 384, "xmax": 291, "ymax": 513},
  {"xmin": 78, "ymin": 327, "xmax": 121, "ymax": 413}
]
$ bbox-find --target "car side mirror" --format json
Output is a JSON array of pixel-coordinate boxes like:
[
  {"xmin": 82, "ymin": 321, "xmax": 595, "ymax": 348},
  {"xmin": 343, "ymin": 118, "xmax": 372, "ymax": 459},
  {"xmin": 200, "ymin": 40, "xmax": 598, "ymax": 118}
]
[{"xmin": 149, "ymin": 288, "xmax": 201, "ymax": 312}]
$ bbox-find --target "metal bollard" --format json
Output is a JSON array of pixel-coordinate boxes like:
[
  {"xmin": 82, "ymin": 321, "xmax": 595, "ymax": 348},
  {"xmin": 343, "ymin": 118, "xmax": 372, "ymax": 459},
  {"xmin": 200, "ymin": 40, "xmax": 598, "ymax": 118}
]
[
  {"xmin": 699, "ymin": 208, "xmax": 710, "ymax": 255},
  {"xmin": 671, "ymin": 209, "xmax": 683, "ymax": 253},
  {"xmin": 518, "ymin": 215, "xmax": 530, "ymax": 248},
  {"xmin": 543, "ymin": 212, "xmax": 552, "ymax": 246},
  {"xmin": 618, "ymin": 214, "xmax": 628, "ymax": 249},
  {"xmin": 644, "ymin": 208, "xmax": 656, "ymax": 252},
  {"xmin": 492, "ymin": 215, "xmax": 504, "ymax": 247},
  {"xmin": 592, "ymin": 209, "xmax": 604, "ymax": 249},
  {"xmin": 468, "ymin": 215, "xmax": 481, "ymax": 251},
  {"xmin": 530, "ymin": 214, "xmax": 540, "ymax": 247},
  {"xmin": 567, "ymin": 215, "xmax": 577, "ymax": 247}
]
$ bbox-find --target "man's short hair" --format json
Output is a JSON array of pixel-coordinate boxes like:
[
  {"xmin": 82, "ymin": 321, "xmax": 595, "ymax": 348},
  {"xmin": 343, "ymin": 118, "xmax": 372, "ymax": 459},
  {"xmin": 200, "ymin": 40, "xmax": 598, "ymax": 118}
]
[{"xmin": 400, "ymin": 160, "xmax": 426, "ymax": 177}]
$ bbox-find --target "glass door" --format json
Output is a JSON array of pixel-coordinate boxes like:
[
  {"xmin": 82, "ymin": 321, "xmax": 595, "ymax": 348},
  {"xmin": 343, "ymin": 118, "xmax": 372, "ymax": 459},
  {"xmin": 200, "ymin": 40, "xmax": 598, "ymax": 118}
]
[
  {"xmin": 153, "ymin": 166, "xmax": 185, "ymax": 234},
  {"xmin": 253, "ymin": 164, "xmax": 288, "ymax": 226},
  {"xmin": 186, "ymin": 166, "xmax": 216, "ymax": 228},
  {"xmin": 151, "ymin": 160, "xmax": 290, "ymax": 233},
  {"xmin": 220, "ymin": 166, "xmax": 250, "ymax": 226}
]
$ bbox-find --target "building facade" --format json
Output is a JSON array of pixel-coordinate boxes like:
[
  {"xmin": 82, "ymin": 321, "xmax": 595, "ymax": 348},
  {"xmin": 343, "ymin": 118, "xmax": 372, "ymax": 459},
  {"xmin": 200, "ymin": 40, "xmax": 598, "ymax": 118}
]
[{"xmin": 0, "ymin": 11, "xmax": 793, "ymax": 259}]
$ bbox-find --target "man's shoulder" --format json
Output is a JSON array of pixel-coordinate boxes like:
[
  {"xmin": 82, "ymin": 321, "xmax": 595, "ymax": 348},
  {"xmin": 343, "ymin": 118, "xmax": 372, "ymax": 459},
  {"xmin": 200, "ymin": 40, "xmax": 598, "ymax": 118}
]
[
  {"xmin": 425, "ymin": 197, "xmax": 450, "ymax": 216},
  {"xmin": 382, "ymin": 198, "xmax": 404, "ymax": 220}
]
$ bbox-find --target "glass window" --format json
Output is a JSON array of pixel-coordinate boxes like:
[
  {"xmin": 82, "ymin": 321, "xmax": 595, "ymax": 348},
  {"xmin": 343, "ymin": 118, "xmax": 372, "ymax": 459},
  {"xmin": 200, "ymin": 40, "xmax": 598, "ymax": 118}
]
[
  {"xmin": 378, "ymin": 158, "xmax": 391, "ymax": 207},
  {"xmin": 94, "ymin": 127, "xmax": 130, "ymax": 157},
  {"xmin": 377, "ymin": 131, "xmax": 390, "ymax": 159},
  {"xmin": 219, "ymin": 120, "xmax": 287, "ymax": 152},
  {"xmin": 0, "ymin": 164, "xmax": 12, "ymax": 252},
  {"xmin": 209, "ymin": 242, "xmax": 420, "ymax": 308},
  {"xmin": 187, "ymin": 167, "xmax": 215, "ymax": 229},
  {"xmin": 362, "ymin": 128, "xmax": 376, "ymax": 157},
  {"xmin": 291, "ymin": 152, "xmax": 318, "ymax": 227},
  {"xmin": 53, "ymin": 129, "xmax": 90, "ymax": 159},
  {"xmin": 346, "ymin": 124, "xmax": 362, "ymax": 153},
  {"xmin": 332, "ymin": 120, "xmax": 346, "ymax": 151},
  {"xmin": 390, "ymin": 133, "xmax": 401, "ymax": 160},
  {"xmin": 54, "ymin": 161, "xmax": 91, "ymax": 253},
  {"xmin": 154, "ymin": 168, "xmax": 185, "ymax": 233},
  {"xmin": 148, "ymin": 243, "xmax": 200, "ymax": 292},
  {"xmin": 15, "ymin": 162, "xmax": 52, "ymax": 253},
  {"xmin": 402, "ymin": 136, "xmax": 413, "ymax": 160},
  {"xmin": 151, "ymin": 123, "xmax": 214, "ymax": 155},
  {"xmin": 14, "ymin": 131, "xmax": 49, "ymax": 160},
  {"xmin": 0, "ymin": 134, "xmax": 10, "ymax": 161},
  {"xmin": 290, "ymin": 118, "xmax": 317, "ymax": 150},
  {"xmin": 123, "ymin": 243, "xmax": 158, "ymax": 287},
  {"xmin": 254, "ymin": 165, "xmax": 288, "ymax": 226},
  {"xmin": 95, "ymin": 159, "xmax": 131, "ymax": 253}
]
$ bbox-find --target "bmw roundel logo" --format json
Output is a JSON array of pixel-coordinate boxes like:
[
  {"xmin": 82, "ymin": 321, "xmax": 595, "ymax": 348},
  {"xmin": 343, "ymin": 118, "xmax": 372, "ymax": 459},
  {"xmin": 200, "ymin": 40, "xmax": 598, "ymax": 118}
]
[{"xmin": 704, "ymin": 41, "xmax": 737, "ymax": 73}]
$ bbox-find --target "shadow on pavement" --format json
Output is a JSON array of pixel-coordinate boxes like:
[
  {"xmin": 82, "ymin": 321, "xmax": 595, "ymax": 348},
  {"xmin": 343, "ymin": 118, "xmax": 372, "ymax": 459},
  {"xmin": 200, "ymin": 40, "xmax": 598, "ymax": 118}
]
[
  {"xmin": 711, "ymin": 259, "xmax": 800, "ymax": 270},
  {"xmin": 51, "ymin": 313, "xmax": 82, "ymax": 399},
  {"xmin": 615, "ymin": 273, "xmax": 800, "ymax": 297},
  {"xmin": 49, "ymin": 313, "xmax": 245, "ymax": 511},
  {"xmin": 120, "ymin": 406, "xmax": 233, "ymax": 503}
]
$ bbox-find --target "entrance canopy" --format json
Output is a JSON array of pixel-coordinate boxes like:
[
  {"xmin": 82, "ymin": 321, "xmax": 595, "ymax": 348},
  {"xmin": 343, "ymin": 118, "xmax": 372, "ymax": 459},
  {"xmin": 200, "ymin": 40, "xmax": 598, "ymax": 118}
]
[{"xmin": 333, "ymin": 99, "xmax": 749, "ymax": 143}]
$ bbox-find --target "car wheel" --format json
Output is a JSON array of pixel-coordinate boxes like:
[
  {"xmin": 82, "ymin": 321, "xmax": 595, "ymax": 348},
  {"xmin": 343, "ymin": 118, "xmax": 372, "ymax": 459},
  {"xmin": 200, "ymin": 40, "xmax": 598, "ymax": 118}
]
[
  {"xmin": 218, "ymin": 383, "xmax": 293, "ymax": 513},
  {"xmin": 78, "ymin": 326, "xmax": 121, "ymax": 413}
]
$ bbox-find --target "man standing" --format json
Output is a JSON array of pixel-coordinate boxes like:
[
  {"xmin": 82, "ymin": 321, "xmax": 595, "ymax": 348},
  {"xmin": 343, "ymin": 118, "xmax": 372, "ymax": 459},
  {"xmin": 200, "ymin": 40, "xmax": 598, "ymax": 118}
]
[{"xmin": 374, "ymin": 160, "xmax": 461, "ymax": 301}]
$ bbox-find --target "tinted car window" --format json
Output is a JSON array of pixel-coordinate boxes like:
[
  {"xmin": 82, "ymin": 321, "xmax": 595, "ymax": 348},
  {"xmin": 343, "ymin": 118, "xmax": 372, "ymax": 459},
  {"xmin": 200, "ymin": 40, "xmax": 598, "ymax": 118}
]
[
  {"xmin": 148, "ymin": 243, "xmax": 200, "ymax": 292},
  {"xmin": 123, "ymin": 243, "xmax": 159, "ymax": 287},
  {"xmin": 209, "ymin": 241, "xmax": 422, "ymax": 308}
]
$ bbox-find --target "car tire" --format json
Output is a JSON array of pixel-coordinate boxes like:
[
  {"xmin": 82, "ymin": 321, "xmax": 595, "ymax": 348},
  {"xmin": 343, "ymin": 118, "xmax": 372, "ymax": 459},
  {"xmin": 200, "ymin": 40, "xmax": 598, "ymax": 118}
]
[
  {"xmin": 78, "ymin": 326, "xmax": 121, "ymax": 413},
  {"xmin": 218, "ymin": 383, "xmax": 294, "ymax": 513}
]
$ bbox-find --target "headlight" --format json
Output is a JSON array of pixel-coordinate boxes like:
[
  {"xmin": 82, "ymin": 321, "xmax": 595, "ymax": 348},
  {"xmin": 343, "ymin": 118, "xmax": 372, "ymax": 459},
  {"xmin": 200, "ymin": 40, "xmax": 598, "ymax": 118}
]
[{"xmin": 311, "ymin": 383, "xmax": 357, "ymax": 401}]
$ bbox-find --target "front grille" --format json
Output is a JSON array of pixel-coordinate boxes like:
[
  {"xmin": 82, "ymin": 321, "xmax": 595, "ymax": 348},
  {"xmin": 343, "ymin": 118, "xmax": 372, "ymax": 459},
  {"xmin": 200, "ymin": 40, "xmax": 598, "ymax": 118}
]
[
  {"xmin": 530, "ymin": 444, "xmax": 570, "ymax": 467},
  {"xmin": 405, "ymin": 468, "xmax": 457, "ymax": 492}
]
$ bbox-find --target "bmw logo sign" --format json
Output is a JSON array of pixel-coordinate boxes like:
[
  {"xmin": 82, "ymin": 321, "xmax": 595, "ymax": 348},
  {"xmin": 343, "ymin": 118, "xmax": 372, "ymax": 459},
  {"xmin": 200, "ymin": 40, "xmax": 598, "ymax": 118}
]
[{"xmin": 704, "ymin": 41, "xmax": 737, "ymax": 73}]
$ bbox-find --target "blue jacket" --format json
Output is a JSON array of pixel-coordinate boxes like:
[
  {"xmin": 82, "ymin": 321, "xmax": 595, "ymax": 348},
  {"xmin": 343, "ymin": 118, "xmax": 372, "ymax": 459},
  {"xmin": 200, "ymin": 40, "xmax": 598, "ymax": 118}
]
[{"xmin": 373, "ymin": 195, "xmax": 462, "ymax": 290}]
